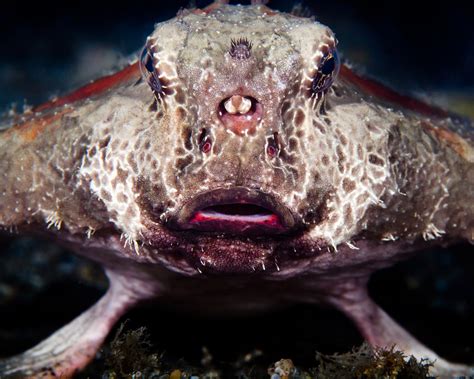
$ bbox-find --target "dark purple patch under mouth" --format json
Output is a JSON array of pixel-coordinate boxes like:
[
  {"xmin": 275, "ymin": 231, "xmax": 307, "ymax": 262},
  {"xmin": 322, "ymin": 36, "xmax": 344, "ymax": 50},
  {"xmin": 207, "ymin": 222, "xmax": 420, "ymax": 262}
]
[
  {"xmin": 189, "ymin": 203, "xmax": 284, "ymax": 233},
  {"xmin": 168, "ymin": 187, "xmax": 298, "ymax": 235}
]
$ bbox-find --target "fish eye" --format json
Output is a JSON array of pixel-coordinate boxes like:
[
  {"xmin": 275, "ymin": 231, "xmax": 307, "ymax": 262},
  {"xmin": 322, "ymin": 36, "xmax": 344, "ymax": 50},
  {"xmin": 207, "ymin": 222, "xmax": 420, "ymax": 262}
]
[
  {"xmin": 311, "ymin": 49, "xmax": 340, "ymax": 94},
  {"xmin": 139, "ymin": 47, "xmax": 163, "ymax": 95}
]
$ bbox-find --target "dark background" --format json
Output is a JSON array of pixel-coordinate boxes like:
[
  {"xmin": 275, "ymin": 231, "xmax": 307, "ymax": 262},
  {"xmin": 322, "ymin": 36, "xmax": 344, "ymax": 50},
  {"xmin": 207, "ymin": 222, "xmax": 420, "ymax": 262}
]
[{"xmin": 0, "ymin": 0, "xmax": 473, "ymax": 376}]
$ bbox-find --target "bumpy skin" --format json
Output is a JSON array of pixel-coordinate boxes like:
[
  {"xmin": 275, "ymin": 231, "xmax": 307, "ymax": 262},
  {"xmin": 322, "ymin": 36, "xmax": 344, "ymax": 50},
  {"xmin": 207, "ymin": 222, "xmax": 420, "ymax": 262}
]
[{"xmin": 0, "ymin": 2, "xmax": 473, "ymax": 378}]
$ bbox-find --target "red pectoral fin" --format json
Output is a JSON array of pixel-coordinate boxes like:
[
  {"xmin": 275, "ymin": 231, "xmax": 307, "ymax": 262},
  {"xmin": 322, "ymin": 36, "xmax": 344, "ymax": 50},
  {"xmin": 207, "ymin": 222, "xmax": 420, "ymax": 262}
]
[
  {"xmin": 339, "ymin": 64, "xmax": 448, "ymax": 118},
  {"xmin": 35, "ymin": 62, "xmax": 140, "ymax": 113},
  {"xmin": 4, "ymin": 62, "xmax": 141, "ymax": 142}
]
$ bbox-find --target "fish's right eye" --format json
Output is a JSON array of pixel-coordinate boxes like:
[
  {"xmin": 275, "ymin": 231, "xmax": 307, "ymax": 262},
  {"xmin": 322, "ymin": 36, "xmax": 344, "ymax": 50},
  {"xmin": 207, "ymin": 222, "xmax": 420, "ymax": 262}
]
[
  {"xmin": 140, "ymin": 47, "xmax": 163, "ymax": 94},
  {"xmin": 311, "ymin": 49, "xmax": 340, "ymax": 95}
]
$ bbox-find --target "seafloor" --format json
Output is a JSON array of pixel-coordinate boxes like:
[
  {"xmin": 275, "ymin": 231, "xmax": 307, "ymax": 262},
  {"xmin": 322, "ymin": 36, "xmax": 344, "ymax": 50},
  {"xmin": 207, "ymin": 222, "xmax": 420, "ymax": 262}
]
[{"xmin": 0, "ymin": 236, "xmax": 472, "ymax": 378}]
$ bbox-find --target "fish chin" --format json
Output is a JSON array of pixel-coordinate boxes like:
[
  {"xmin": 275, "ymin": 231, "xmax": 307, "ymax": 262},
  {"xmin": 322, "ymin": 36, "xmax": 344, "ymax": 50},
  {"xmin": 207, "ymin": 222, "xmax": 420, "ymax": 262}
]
[{"xmin": 138, "ymin": 220, "xmax": 329, "ymax": 275}]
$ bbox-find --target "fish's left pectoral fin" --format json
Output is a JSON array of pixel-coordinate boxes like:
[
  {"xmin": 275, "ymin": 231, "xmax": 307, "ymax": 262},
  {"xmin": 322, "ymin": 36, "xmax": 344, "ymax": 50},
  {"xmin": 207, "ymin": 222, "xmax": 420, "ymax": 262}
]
[{"xmin": 0, "ymin": 271, "xmax": 148, "ymax": 378}]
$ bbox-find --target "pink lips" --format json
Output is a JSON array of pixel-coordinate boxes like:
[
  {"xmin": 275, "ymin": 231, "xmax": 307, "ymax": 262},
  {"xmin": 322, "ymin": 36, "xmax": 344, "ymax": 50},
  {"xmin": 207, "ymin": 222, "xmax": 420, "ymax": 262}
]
[
  {"xmin": 188, "ymin": 203, "xmax": 285, "ymax": 233},
  {"xmin": 168, "ymin": 188, "xmax": 297, "ymax": 235}
]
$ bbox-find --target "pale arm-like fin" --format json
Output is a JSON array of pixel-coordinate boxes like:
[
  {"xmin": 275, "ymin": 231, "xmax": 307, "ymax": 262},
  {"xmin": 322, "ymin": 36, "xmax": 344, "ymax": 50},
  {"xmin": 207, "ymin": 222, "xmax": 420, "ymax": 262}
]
[
  {"xmin": 0, "ymin": 270, "xmax": 154, "ymax": 378},
  {"xmin": 330, "ymin": 286, "xmax": 474, "ymax": 377}
]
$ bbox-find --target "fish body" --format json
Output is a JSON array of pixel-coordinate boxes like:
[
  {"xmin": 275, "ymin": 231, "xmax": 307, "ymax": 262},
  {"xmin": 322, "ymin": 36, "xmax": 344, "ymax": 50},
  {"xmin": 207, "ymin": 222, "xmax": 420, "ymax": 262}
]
[{"xmin": 0, "ymin": 2, "xmax": 473, "ymax": 377}]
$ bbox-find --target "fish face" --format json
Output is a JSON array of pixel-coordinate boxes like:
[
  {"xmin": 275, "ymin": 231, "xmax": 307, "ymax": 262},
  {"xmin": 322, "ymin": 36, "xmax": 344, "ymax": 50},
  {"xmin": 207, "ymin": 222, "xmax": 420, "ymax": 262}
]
[{"xmin": 78, "ymin": 5, "xmax": 394, "ymax": 274}]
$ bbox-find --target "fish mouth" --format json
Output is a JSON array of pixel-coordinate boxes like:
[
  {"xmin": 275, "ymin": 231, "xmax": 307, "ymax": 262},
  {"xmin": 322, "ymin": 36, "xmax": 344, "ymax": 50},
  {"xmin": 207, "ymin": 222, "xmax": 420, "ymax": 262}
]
[{"xmin": 169, "ymin": 187, "xmax": 298, "ymax": 235}]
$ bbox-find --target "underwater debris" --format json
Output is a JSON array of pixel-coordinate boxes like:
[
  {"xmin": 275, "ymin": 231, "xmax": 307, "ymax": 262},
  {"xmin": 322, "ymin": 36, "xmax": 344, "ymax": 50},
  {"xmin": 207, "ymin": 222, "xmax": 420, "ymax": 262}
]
[
  {"xmin": 96, "ymin": 325, "xmax": 432, "ymax": 379},
  {"xmin": 268, "ymin": 358, "xmax": 296, "ymax": 378},
  {"xmin": 104, "ymin": 322, "xmax": 162, "ymax": 378},
  {"xmin": 312, "ymin": 343, "xmax": 432, "ymax": 379}
]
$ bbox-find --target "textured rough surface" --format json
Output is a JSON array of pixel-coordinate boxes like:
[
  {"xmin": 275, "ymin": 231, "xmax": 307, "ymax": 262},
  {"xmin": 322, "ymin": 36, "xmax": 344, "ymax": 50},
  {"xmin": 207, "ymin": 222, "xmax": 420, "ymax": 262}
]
[{"xmin": 0, "ymin": 2, "xmax": 473, "ymax": 377}]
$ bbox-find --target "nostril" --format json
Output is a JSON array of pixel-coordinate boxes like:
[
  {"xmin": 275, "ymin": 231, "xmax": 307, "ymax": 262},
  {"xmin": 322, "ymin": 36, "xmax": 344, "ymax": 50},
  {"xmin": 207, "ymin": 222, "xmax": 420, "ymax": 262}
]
[
  {"xmin": 201, "ymin": 139, "xmax": 212, "ymax": 153},
  {"xmin": 266, "ymin": 132, "xmax": 281, "ymax": 158},
  {"xmin": 218, "ymin": 95, "xmax": 263, "ymax": 135},
  {"xmin": 266, "ymin": 144, "xmax": 277, "ymax": 158},
  {"xmin": 198, "ymin": 128, "xmax": 212, "ymax": 153}
]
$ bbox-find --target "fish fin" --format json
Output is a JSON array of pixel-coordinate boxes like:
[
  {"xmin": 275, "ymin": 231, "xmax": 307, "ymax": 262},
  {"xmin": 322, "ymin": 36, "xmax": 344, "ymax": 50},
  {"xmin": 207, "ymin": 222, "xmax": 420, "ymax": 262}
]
[
  {"xmin": 330, "ymin": 285, "xmax": 474, "ymax": 377},
  {"xmin": 0, "ymin": 271, "xmax": 151, "ymax": 378}
]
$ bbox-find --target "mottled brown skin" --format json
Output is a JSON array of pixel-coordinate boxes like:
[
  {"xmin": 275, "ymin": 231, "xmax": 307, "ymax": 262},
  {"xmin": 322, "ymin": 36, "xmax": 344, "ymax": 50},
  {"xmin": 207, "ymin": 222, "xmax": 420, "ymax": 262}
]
[{"xmin": 0, "ymin": 2, "xmax": 473, "ymax": 378}]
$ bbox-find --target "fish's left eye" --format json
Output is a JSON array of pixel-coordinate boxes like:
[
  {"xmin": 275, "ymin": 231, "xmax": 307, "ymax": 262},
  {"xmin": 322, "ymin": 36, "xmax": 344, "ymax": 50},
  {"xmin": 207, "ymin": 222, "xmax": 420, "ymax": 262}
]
[
  {"xmin": 311, "ymin": 49, "xmax": 340, "ymax": 94},
  {"xmin": 140, "ymin": 47, "xmax": 163, "ymax": 94}
]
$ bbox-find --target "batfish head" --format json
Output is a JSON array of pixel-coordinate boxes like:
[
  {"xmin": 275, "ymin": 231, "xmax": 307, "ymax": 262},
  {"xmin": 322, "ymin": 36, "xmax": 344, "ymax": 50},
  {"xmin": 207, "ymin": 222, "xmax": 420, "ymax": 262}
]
[{"xmin": 81, "ymin": 4, "xmax": 392, "ymax": 274}]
